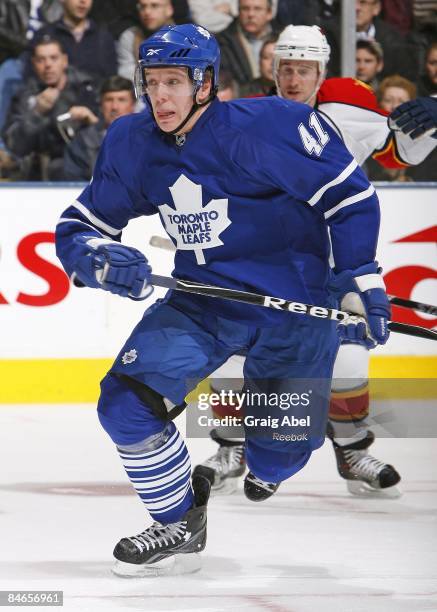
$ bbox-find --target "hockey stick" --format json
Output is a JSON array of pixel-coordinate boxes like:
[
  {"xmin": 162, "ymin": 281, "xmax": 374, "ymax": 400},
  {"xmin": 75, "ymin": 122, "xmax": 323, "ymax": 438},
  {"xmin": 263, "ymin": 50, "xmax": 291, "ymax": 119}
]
[
  {"xmin": 148, "ymin": 274, "xmax": 437, "ymax": 341},
  {"xmin": 149, "ymin": 235, "xmax": 437, "ymax": 317},
  {"xmin": 149, "ymin": 235, "xmax": 175, "ymax": 251},
  {"xmin": 388, "ymin": 296, "xmax": 437, "ymax": 317}
]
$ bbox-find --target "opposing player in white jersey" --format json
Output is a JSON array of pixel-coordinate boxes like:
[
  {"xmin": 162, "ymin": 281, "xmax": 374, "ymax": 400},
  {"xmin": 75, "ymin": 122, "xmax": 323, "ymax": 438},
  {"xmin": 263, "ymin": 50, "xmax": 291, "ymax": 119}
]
[{"xmin": 195, "ymin": 25, "xmax": 437, "ymax": 497}]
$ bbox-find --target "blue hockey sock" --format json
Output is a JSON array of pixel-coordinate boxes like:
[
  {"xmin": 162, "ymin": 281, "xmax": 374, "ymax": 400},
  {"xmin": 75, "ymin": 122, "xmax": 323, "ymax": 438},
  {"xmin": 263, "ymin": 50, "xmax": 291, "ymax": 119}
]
[{"xmin": 117, "ymin": 421, "xmax": 194, "ymax": 524}]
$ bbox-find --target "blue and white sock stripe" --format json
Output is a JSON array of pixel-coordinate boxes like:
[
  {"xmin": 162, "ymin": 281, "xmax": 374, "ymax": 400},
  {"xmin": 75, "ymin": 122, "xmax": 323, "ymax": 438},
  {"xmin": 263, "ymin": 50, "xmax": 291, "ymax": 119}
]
[
  {"xmin": 129, "ymin": 458, "xmax": 190, "ymax": 497},
  {"xmin": 140, "ymin": 482, "xmax": 190, "ymax": 511},
  {"xmin": 135, "ymin": 464, "xmax": 191, "ymax": 501},
  {"xmin": 136, "ymin": 471, "xmax": 191, "ymax": 509},
  {"xmin": 119, "ymin": 428, "xmax": 182, "ymax": 464},
  {"xmin": 136, "ymin": 473, "xmax": 191, "ymax": 497},
  {"xmin": 123, "ymin": 450, "xmax": 190, "ymax": 484},
  {"xmin": 145, "ymin": 484, "xmax": 192, "ymax": 516},
  {"xmin": 118, "ymin": 426, "xmax": 193, "ymax": 522},
  {"xmin": 130, "ymin": 454, "xmax": 191, "ymax": 488},
  {"xmin": 122, "ymin": 440, "xmax": 188, "ymax": 477},
  {"xmin": 131, "ymin": 474, "xmax": 192, "ymax": 504}
]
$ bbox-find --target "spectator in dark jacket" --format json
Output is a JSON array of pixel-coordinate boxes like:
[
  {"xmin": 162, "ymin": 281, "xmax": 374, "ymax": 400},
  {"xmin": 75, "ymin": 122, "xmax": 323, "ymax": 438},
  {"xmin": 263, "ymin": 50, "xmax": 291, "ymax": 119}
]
[
  {"xmin": 3, "ymin": 36, "xmax": 99, "ymax": 180},
  {"xmin": 117, "ymin": 0, "xmax": 175, "ymax": 80},
  {"xmin": 34, "ymin": 0, "xmax": 117, "ymax": 81},
  {"xmin": 0, "ymin": 0, "xmax": 63, "ymax": 156},
  {"xmin": 218, "ymin": 0, "xmax": 277, "ymax": 87},
  {"xmin": 413, "ymin": 0, "xmax": 437, "ymax": 43},
  {"xmin": 356, "ymin": 0, "xmax": 414, "ymax": 79},
  {"xmin": 0, "ymin": 0, "xmax": 62, "ymax": 64},
  {"xmin": 276, "ymin": 0, "xmax": 338, "ymax": 29},
  {"xmin": 63, "ymin": 75, "xmax": 136, "ymax": 181},
  {"xmin": 90, "ymin": 0, "xmax": 189, "ymax": 40},
  {"xmin": 417, "ymin": 40, "xmax": 437, "ymax": 96},
  {"xmin": 381, "ymin": 0, "xmax": 413, "ymax": 34},
  {"xmin": 240, "ymin": 34, "xmax": 277, "ymax": 96},
  {"xmin": 89, "ymin": 0, "xmax": 139, "ymax": 39},
  {"xmin": 356, "ymin": 39, "xmax": 384, "ymax": 90}
]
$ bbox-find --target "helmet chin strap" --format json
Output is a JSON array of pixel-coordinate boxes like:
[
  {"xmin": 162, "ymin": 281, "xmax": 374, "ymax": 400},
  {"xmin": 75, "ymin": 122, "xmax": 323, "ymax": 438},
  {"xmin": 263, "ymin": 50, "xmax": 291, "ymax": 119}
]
[
  {"xmin": 167, "ymin": 97, "xmax": 208, "ymax": 136},
  {"xmin": 159, "ymin": 87, "xmax": 217, "ymax": 137},
  {"xmin": 303, "ymin": 69, "xmax": 326, "ymax": 106}
]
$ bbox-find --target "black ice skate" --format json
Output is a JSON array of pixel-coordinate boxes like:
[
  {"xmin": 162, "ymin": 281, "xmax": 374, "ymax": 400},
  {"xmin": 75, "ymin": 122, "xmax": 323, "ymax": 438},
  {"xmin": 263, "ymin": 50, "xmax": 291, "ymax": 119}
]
[
  {"xmin": 193, "ymin": 428, "xmax": 246, "ymax": 494},
  {"xmin": 112, "ymin": 474, "xmax": 211, "ymax": 577},
  {"xmin": 327, "ymin": 425, "xmax": 401, "ymax": 498},
  {"xmin": 244, "ymin": 471, "xmax": 280, "ymax": 502}
]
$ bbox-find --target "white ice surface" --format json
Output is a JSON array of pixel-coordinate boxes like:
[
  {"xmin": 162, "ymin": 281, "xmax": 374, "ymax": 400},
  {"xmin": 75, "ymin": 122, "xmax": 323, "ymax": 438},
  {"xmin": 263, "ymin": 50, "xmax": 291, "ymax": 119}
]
[{"xmin": 0, "ymin": 405, "xmax": 436, "ymax": 612}]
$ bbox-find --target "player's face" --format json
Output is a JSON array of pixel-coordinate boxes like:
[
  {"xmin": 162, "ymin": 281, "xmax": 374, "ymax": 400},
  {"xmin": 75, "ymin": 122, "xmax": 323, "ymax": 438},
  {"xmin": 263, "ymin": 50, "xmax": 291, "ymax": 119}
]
[
  {"xmin": 277, "ymin": 60, "xmax": 319, "ymax": 105},
  {"xmin": 145, "ymin": 67, "xmax": 211, "ymax": 133},
  {"xmin": 260, "ymin": 41, "xmax": 275, "ymax": 81},
  {"xmin": 239, "ymin": 0, "xmax": 272, "ymax": 37},
  {"xmin": 425, "ymin": 48, "xmax": 437, "ymax": 85},
  {"xmin": 355, "ymin": 0, "xmax": 381, "ymax": 30},
  {"xmin": 63, "ymin": 0, "xmax": 92, "ymax": 21},
  {"xmin": 379, "ymin": 86, "xmax": 410, "ymax": 113},
  {"xmin": 137, "ymin": 0, "xmax": 174, "ymax": 31},
  {"xmin": 32, "ymin": 43, "xmax": 68, "ymax": 86},
  {"xmin": 101, "ymin": 90, "xmax": 136, "ymax": 126},
  {"xmin": 356, "ymin": 48, "xmax": 382, "ymax": 83}
]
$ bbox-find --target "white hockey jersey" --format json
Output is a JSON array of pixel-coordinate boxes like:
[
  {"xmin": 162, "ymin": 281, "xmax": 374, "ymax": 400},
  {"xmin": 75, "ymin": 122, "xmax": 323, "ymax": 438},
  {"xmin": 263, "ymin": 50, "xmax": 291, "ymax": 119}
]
[{"xmin": 316, "ymin": 78, "xmax": 436, "ymax": 167}]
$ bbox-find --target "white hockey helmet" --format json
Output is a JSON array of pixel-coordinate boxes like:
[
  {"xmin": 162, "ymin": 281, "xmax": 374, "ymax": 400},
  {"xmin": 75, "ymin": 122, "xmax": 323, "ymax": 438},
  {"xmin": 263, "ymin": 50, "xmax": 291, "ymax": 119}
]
[{"xmin": 274, "ymin": 25, "xmax": 331, "ymax": 76}]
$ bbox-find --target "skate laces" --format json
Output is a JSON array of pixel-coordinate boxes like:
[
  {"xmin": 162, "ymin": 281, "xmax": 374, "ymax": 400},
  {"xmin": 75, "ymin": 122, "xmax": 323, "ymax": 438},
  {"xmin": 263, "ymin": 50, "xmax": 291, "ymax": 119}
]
[
  {"xmin": 228, "ymin": 445, "xmax": 244, "ymax": 470},
  {"xmin": 129, "ymin": 521, "xmax": 187, "ymax": 553},
  {"xmin": 204, "ymin": 445, "xmax": 243, "ymax": 474},
  {"xmin": 344, "ymin": 449, "xmax": 387, "ymax": 479}
]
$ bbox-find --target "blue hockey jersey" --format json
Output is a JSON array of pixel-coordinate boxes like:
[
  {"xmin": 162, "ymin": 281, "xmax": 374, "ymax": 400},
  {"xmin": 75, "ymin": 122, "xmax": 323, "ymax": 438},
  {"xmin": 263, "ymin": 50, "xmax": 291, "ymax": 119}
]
[{"xmin": 56, "ymin": 96, "xmax": 380, "ymax": 325}]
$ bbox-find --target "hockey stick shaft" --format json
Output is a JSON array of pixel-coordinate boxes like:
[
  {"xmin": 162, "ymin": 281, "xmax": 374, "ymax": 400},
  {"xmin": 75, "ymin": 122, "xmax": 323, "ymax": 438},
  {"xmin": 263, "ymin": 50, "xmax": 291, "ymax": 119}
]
[
  {"xmin": 149, "ymin": 274, "xmax": 437, "ymax": 341},
  {"xmin": 388, "ymin": 295, "xmax": 437, "ymax": 317},
  {"xmin": 149, "ymin": 235, "xmax": 437, "ymax": 317}
]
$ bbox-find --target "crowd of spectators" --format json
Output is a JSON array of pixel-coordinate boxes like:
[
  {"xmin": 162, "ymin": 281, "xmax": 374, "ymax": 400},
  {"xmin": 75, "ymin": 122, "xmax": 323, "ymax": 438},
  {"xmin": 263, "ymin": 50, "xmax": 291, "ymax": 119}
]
[{"xmin": 0, "ymin": 0, "xmax": 435, "ymax": 181}]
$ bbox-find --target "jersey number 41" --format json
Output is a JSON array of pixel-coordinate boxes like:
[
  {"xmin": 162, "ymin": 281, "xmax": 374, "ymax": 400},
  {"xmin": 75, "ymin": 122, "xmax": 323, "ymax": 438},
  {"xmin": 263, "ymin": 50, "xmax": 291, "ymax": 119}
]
[{"xmin": 298, "ymin": 112, "xmax": 330, "ymax": 157}]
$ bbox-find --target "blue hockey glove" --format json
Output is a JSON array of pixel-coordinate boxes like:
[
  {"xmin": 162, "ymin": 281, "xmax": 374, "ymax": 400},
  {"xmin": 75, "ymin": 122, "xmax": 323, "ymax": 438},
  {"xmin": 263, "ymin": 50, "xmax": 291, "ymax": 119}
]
[
  {"xmin": 329, "ymin": 262, "xmax": 391, "ymax": 348},
  {"xmin": 336, "ymin": 314, "xmax": 373, "ymax": 348},
  {"xmin": 389, "ymin": 96, "xmax": 437, "ymax": 140},
  {"xmin": 73, "ymin": 237, "xmax": 153, "ymax": 299}
]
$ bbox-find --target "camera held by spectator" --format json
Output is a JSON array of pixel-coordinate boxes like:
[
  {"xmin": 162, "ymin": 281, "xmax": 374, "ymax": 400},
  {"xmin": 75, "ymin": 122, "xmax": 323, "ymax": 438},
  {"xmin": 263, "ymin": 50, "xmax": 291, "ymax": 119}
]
[{"xmin": 63, "ymin": 75, "xmax": 136, "ymax": 181}]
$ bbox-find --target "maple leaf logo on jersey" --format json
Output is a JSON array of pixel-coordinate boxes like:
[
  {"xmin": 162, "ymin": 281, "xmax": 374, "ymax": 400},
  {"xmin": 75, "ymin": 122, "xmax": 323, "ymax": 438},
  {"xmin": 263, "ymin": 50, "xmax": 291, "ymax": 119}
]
[
  {"xmin": 122, "ymin": 349, "xmax": 137, "ymax": 365},
  {"xmin": 159, "ymin": 174, "xmax": 231, "ymax": 264}
]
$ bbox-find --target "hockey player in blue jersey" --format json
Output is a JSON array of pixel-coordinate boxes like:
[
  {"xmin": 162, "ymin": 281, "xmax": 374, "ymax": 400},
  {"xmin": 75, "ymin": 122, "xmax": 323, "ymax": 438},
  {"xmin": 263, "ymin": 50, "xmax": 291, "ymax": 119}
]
[{"xmin": 55, "ymin": 24, "xmax": 390, "ymax": 576}]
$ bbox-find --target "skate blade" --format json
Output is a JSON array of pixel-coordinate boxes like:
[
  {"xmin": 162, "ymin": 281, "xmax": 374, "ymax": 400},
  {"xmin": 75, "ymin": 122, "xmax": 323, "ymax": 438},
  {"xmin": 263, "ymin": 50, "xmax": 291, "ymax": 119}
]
[
  {"xmin": 112, "ymin": 552, "xmax": 202, "ymax": 578},
  {"xmin": 347, "ymin": 480, "xmax": 402, "ymax": 499},
  {"xmin": 211, "ymin": 476, "xmax": 240, "ymax": 496}
]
